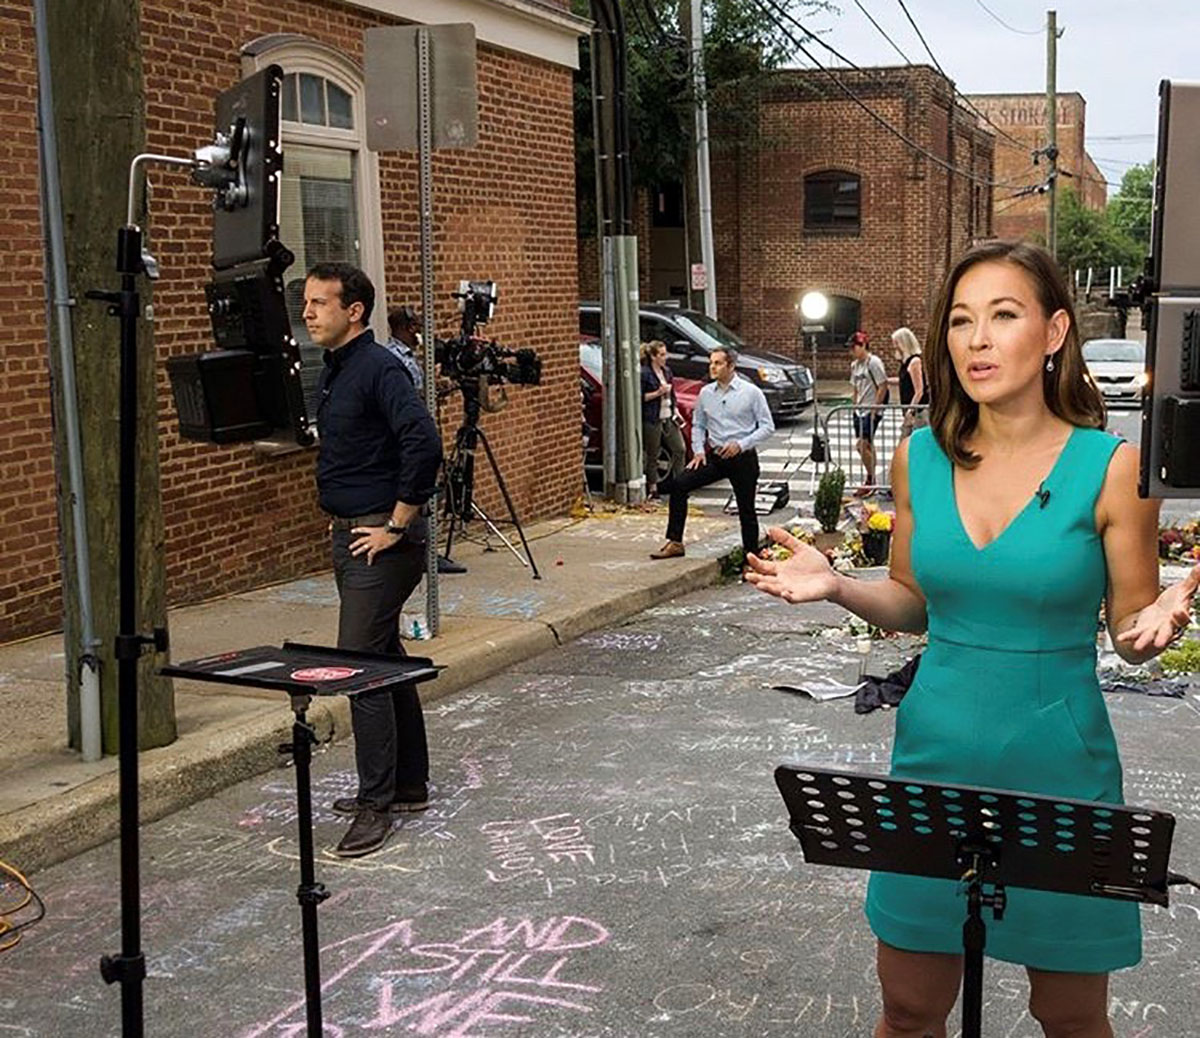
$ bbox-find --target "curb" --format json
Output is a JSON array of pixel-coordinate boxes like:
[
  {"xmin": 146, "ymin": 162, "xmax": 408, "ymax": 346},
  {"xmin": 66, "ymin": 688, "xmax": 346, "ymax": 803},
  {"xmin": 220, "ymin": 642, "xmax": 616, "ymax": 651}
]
[{"xmin": 1, "ymin": 557, "xmax": 725, "ymax": 873}]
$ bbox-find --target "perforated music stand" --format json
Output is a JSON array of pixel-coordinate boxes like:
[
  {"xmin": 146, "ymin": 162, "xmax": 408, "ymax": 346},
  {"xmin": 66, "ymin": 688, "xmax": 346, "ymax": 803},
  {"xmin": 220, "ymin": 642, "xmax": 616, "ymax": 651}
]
[
  {"xmin": 164, "ymin": 641, "xmax": 441, "ymax": 1038},
  {"xmin": 775, "ymin": 765, "xmax": 1179, "ymax": 1038}
]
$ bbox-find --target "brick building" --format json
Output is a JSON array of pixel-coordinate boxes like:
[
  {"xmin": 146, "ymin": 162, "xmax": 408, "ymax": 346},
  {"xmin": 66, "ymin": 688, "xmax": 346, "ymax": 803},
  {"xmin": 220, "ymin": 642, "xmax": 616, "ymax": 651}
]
[
  {"xmin": 701, "ymin": 65, "xmax": 995, "ymax": 379},
  {"xmin": 1, "ymin": 0, "xmax": 588, "ymax": 643},
  {"xmin": 966, "ymin": 92, "xmax": 1107, "ymax": 242}
]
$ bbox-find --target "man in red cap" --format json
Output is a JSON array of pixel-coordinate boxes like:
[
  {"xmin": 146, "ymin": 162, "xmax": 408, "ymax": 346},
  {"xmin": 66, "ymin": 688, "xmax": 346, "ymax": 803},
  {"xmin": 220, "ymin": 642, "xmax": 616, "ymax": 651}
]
[{"xmin": 847, "ymin": 331, "xmax": 888, "ymax": 495}]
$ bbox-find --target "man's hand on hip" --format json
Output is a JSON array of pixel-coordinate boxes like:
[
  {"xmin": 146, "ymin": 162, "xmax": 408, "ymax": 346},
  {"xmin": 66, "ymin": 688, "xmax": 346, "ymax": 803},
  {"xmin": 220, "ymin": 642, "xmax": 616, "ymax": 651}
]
[
  {"xmin": 351, "ymin": 526, "xmax": 403, "ymax": 565},
  {"xmin": 716, "ymin": 443, "xmax": 742, "ymax": 458}
]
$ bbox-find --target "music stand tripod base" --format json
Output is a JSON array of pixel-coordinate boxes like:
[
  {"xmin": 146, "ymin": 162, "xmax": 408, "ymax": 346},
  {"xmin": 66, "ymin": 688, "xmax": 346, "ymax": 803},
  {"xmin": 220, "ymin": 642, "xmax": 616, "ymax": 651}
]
[
  {"xmin": 775, "ymin": 764, "xmax": 1177, "ymax": 1038},
  {"xmin": 162, "ymin": 642, "xmax": 441, "ymax": 1037}
]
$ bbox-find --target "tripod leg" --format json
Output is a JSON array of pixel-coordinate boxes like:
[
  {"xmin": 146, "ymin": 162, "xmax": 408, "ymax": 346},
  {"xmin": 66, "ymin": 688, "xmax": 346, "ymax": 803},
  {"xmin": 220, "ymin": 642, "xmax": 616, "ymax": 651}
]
[
  {"xmin": 475, "ymin": 428, "xmax": 540, "ymax": 579},
  {"xmin": 441, "ymin": 432, "xmax": 473, "ymax": 562},
  {"xmin": 289, "ymin": 699, "xmax": 329, "ymax": 1037}
]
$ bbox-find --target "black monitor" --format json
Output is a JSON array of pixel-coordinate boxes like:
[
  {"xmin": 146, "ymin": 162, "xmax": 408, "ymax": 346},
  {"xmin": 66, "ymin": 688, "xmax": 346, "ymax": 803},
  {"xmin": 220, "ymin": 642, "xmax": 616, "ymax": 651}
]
[
  {"xmin": 1139, "ymin": 80, "xmax": 1200, "ymax": 496},
  {"xmin": 166, "ymin": 65, "xmax": 312, "ymax": 447}
]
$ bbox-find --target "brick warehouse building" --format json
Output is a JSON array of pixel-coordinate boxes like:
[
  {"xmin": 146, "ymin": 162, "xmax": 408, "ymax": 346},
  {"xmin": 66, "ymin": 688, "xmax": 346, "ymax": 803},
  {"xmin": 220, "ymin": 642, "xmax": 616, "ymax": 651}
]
[
  {"xmin": 0, "ymin": 0, "xmax": 588, "ymax": 644},
  {"xmin": 965, "ymin": 92, "xmax": 1107, "ymax": 243},
  {"xmin": 709, "ymin": 65, "xmax": 995, "ymax": 380},
  {"xmin": 578, "ymin": 66, "xmax": 996, "ymax": 378}
]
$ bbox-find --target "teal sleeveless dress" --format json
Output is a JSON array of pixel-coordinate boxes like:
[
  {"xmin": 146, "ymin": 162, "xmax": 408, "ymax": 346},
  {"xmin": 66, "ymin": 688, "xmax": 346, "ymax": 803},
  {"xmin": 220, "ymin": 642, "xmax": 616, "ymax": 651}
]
[{"xmin": 864, "ymin": 425, "xmax": 1141, "ymax": 972}]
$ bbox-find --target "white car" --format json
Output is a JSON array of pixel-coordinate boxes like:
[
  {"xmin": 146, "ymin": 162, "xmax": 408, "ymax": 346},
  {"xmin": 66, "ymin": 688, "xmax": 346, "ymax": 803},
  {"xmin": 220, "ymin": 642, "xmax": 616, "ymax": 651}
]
[{"xmin": 1082, "ymin": 338, "xmax": 1147, "ymax": 407}]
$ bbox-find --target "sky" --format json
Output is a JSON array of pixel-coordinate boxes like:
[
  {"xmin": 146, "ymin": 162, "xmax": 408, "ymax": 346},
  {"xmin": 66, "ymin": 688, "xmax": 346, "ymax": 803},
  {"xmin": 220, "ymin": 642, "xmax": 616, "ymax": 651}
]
[{"xmin": 789, "ymin": 0, "xmax": 1200, "ymax": 197}]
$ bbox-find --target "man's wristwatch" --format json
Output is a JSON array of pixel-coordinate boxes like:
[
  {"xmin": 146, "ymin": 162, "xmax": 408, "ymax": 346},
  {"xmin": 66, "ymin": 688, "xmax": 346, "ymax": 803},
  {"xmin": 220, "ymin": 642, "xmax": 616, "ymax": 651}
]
[{"xmin": 384, "ymin": 521, "xmax": 408, "ymax": 538}]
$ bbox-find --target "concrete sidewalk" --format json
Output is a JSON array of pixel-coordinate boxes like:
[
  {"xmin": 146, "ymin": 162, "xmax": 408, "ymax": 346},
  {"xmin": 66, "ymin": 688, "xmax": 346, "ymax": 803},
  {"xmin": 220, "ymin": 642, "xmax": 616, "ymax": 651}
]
[{"xmin": 0, "ymin": 504, "xmax": 751, "ymax": 874}]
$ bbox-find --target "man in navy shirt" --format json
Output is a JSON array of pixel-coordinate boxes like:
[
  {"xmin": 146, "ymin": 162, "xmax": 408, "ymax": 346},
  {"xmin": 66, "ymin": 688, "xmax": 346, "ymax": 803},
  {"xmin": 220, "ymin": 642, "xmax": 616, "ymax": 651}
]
[
  {"xmin": 651, "ymin": 346, "xmax": 774, "ymax": 560},
  {"xmin": 306, "ymin": 262, "xmax": 443, "ymax": 857}
]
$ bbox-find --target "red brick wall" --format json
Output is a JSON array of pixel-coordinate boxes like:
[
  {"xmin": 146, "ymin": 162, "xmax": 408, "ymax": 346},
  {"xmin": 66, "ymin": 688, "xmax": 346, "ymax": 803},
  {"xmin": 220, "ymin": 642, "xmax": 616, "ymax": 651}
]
[
  {"xmin": 0, "ymin": 2, "xmax": 60, "ymax": 641},
  {"xmin": 711, "ymin": 67, "xmax": 994, "ymax": 381},
  {"xmin": 966, "ymin": 93, "xmax": 1106, "ymax": 242},
  {"xmin": 1, "ymin": 0, "xmax": 580, "ymax": 641}
]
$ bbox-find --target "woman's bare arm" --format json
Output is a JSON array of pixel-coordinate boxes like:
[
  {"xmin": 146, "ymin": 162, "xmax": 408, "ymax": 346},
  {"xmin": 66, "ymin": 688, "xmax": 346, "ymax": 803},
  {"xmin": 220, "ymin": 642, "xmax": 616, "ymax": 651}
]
[
  {"xmin": 746, "ymin": 439, "xmax": 927, "ymax": 633},
  {"xmin": 1099, "ymin": 442, "xmax": 1197, "ymax": 662},
  {"xmin": 830, "ymin": 438, "xmax": 927, "ymax": 632}
]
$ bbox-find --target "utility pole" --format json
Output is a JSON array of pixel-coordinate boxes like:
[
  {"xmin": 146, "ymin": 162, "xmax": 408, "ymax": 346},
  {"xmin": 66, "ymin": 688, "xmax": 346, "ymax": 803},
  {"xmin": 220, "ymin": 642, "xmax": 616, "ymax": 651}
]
[
  {"xmin": 1045, "ymin": 9, "xmax": 1059, "ymax": 258},
  {"xmin": 45, "ymin": 0, "xmax": 175, "ymax": 754},
  {"xmin": 689, "ymin": 0, "xmax": 717, "ymax": 317},
  {"xmin": 590, "ymin": 0, "xmax": 644, "ymax": 503}
]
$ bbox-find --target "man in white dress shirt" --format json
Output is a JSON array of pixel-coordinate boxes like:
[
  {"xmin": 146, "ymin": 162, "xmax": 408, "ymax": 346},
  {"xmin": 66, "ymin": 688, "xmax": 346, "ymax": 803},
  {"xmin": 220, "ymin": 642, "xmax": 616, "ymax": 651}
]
[{"xmin": 650, "ymin": 346, "xmax": 774, "ymax": 559}]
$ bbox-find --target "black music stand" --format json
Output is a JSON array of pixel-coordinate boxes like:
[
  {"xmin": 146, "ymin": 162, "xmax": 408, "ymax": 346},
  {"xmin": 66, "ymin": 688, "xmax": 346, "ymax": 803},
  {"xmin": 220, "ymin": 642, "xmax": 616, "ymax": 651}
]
[
  {"xmin": 775, "ymin": 765, "xmax": 1182, "ymax": 1038},
  {"xmin": 163, "ymin": 642, "xmax": 441, "ymax": 1038}
]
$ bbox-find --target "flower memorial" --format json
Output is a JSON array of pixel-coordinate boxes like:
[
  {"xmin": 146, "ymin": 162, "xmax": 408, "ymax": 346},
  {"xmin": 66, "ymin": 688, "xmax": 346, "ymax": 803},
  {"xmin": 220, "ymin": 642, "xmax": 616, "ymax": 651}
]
[{"xmin": 1159, "ymin": 519, "xmax": 1200, "ymax": 563}]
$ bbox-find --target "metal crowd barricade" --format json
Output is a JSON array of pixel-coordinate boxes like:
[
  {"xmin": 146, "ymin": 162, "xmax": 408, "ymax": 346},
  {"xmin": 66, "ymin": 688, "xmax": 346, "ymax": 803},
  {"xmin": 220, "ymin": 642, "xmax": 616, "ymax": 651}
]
[{"xmin": 819, "ymin": 403, "xmax": 929, "ymax": 494}]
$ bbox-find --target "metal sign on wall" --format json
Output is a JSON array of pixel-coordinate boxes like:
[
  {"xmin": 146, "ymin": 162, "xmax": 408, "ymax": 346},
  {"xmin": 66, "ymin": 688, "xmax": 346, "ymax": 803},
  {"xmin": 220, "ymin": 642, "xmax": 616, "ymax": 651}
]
[{"xmin": 364, "ymin": 24, "xmax": 478, "ymax": 152}]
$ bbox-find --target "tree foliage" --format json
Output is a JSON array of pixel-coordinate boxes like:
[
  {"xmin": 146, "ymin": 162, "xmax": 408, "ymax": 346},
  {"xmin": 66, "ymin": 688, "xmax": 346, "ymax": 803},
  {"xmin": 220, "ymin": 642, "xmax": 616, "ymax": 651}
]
[
  {"xmin": 1106, "ymin": 160, "xmax": 1154, "ymax": 254},
  {"xmin": 1055, "ymin": 187, "xmax": 1143, "ymax": 279},
  {"xmin": 573, "ymin": 0, "xmax": 831, "ymax": 236}
]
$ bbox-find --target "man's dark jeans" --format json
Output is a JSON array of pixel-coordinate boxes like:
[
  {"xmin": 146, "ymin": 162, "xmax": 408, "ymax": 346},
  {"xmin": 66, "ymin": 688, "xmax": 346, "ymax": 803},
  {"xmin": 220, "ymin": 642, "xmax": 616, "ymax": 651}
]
[
  {"xmin": 332, "ymin": 529, "xmax": 428, "ymax": 810},
  {"xmin": 663, "ymin": 449, "xmax": 761, "ymax": 554}
]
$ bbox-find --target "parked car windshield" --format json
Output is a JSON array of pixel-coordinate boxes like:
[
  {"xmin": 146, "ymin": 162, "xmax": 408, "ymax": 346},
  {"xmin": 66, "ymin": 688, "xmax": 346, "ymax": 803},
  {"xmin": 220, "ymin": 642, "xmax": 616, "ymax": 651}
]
[
  {"xmin": 673, "ymin": 312, "xmax": 748, "ymax": 354},
  {"xmin": 580, "ymin": 341, "xmax": 602, "ymax": 378},
  {"xmin": 1083, "ymin": 339, "xmax": 1143, "ymax": 363}
]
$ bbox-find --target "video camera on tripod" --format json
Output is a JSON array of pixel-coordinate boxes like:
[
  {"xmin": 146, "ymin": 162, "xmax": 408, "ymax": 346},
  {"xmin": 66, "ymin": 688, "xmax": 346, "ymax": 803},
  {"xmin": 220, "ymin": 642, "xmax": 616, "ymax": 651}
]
[{"xmin": 435, "ymin": 280, "xmax": 542, "ymax": 387}]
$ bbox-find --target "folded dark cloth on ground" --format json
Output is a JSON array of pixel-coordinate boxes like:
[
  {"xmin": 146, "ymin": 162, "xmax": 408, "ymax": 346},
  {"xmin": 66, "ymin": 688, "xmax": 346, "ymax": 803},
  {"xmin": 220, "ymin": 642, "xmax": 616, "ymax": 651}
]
[
  {"xmin": 1100, "ymin": 676, "xmax": 1189, "ymax": 698},
  {"xmin": 855, "ymin": 654, "xmax": 920, "ymax": 714}
]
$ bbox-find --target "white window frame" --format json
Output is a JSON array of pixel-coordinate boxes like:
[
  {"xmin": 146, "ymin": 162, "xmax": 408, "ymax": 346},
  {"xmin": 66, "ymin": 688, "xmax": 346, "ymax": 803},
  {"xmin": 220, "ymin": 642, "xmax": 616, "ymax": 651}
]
[{"xmin": 241, "ymin": 38, "xmax": 387, "ymax": 320}]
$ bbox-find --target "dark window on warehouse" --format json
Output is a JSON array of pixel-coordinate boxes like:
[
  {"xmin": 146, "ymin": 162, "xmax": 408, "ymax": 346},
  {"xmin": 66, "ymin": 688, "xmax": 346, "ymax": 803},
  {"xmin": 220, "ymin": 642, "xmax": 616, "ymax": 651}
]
[{"xmin": 804, "ymin": 170, "xmax": 861, "ymax": 234}]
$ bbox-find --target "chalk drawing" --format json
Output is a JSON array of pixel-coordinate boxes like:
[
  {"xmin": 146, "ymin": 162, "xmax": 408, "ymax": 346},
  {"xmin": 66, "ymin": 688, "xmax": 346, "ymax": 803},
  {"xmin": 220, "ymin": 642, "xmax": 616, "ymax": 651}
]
[{"xmin": 241, "ymin": 914, "xmax": 609, "ymax": 1037}]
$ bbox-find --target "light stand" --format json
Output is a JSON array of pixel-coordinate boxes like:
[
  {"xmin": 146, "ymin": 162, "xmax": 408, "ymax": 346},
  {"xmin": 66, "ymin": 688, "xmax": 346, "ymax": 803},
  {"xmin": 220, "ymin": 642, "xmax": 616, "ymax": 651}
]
[
  {"xmin": 798, "ymin": 291, "xmax": 830, "ymax": 494},
  {"xmin": 89, "ymin": 154, "xmax": 195, "ymax": 1035}
]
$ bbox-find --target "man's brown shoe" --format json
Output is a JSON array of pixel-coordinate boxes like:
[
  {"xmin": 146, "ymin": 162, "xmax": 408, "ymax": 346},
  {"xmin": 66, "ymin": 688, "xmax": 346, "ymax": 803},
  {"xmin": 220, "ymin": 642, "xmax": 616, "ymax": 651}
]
[
  {"xmin": 332, "ymin": 807, "xmax": 392, "ymax": 858},
  {"xmin": 649, "ymin": 540, "xmax": 685, "ymax": 559}
]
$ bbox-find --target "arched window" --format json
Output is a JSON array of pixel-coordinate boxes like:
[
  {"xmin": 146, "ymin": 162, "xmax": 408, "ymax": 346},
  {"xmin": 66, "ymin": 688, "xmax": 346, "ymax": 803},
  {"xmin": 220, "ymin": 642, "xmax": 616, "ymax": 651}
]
[
  {"xmin": 242, "ymin": 37, "xmax": 385, "ymax": 415},
  {"xmin": 806, "ymin": 294, "xmax": 862, "ymax": 351},
  {"xmin": 804, "ymin": 170, "xmax": 861, "ymax": 234}
]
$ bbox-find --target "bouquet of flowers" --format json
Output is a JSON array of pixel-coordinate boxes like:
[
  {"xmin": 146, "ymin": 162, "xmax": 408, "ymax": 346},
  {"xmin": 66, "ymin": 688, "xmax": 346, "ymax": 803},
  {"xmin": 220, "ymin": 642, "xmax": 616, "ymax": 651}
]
[
  {"xmin": 857, "ymin": 501, "xmax": 895, "ymax": 533},
  {"xmin": 1159, "ymin": 519, "xmax": 1200, "ymax": 563}
]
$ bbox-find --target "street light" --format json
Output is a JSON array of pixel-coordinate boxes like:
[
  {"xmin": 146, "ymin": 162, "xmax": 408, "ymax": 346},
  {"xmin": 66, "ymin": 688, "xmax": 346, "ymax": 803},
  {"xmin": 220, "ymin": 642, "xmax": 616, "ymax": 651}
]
[{"xmin": 798, "ymin": 291, "xmax": 830, "ymax": 465}]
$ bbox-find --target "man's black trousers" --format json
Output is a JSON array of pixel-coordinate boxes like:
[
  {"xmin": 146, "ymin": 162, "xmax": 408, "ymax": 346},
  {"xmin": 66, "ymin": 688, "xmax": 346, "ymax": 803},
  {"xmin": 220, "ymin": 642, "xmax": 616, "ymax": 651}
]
[
  {"xmin": 664, "ymin": 449, "xmax": 761, "ymax": 553},
  {"xmin": 332, "ymin": 530, "xmax": 429, "ymax": 810}
]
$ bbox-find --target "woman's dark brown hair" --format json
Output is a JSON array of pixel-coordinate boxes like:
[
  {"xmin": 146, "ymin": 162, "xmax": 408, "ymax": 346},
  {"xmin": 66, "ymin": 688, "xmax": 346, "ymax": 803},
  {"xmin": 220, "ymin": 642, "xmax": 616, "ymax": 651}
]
[{"xmin": 925, "ymin": 240, "xmax": 1105, "ymax": 467}]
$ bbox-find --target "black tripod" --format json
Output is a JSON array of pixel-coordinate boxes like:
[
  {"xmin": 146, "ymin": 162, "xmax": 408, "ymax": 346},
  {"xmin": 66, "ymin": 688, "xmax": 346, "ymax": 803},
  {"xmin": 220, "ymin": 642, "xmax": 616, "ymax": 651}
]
[{"xmin": 442, "ymin": 378, "xmax": 540, "ymax": 578}]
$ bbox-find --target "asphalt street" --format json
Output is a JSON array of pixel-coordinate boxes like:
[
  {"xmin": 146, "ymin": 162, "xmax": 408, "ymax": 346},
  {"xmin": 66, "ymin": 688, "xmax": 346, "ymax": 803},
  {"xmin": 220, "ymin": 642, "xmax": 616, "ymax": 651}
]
[{"xmin": 3, "ymin": 581, "xmax": 1198, "ymax": 1037}]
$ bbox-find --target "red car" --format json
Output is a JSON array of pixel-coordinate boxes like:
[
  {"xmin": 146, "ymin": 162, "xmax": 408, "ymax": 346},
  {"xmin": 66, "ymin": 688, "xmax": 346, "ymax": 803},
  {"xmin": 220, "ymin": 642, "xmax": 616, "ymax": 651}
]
[{"xmin": 580, "ymin": 341, "xmax": 702, "ymax": 484}]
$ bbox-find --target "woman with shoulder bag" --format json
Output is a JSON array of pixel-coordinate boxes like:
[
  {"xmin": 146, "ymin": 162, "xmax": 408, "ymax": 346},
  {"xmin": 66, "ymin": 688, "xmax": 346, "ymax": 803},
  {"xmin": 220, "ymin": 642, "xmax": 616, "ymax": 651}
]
[{"xmin": 640, "ymin": 340, "xmax": 686, "ymax": 498}]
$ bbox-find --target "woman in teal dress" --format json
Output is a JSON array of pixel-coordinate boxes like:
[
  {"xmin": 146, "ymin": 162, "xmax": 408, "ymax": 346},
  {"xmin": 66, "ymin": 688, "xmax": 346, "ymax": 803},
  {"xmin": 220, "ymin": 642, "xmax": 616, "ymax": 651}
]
[{"xmin": 747, "ymin": 241, "xmax": 1199, "ymax": 1038}]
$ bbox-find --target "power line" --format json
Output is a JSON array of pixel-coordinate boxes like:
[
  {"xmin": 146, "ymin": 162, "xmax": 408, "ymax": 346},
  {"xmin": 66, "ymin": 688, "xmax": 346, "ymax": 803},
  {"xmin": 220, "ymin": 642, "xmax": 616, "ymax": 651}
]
[
  {"xmin": 973, "ymin": 0, "xmax": 1042, "ymax": 36},
  {"xmin": 748, "ymin": 0, "xmax": 1007, "ymax": 187},
  {"xmin": 890, "ymin": 0, "xmax": 1030, "ymax": 154},
  {"xmin": 851, "ymin": 0, "xmax": 912, "ymax": 64}
]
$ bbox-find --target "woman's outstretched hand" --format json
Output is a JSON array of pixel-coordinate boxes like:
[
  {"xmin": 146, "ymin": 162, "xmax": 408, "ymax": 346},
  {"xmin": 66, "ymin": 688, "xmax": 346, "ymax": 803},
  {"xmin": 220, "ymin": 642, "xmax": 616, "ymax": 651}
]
[
  {"xmin": 1116, "ymin": 563, "xmax": 1200, "ymax": 654},
  {"xmin": 745, "ymin": 526, "xmax": 841, "ymax": 604}
]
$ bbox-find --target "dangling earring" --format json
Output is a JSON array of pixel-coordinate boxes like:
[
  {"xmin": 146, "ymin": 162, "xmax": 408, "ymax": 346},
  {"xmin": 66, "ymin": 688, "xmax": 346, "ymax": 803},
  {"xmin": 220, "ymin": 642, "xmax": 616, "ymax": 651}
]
[{"xmin": 1045, "ymin": 355, "xmax": 1055, "ymax": 373}]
